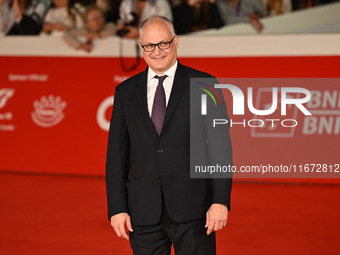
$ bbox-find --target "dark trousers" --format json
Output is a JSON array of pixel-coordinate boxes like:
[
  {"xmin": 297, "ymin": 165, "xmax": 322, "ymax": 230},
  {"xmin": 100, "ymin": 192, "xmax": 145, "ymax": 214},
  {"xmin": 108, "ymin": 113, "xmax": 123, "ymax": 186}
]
[{"xmin": 129, "ymin": 196, "xmax": 216, "ymax": 255}]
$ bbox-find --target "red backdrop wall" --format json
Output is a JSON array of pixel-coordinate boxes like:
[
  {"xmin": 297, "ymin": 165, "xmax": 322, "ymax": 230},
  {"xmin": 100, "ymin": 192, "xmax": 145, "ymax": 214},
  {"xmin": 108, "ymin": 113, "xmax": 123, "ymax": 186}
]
[{"xmin": 1, "ymin": 56, "xmax": 339, "ymax": 183}]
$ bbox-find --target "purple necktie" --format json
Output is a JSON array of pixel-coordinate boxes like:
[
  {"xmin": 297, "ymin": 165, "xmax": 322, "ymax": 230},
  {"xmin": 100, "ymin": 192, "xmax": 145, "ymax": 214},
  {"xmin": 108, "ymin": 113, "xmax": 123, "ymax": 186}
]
[{"xmin": 151, "ymin": 75, "xmax": 167, "ymax": 136}]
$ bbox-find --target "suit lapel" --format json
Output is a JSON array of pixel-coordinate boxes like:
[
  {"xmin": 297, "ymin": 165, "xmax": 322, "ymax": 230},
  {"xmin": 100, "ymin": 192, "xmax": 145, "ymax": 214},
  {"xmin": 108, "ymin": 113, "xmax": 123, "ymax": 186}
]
[
  {"xmin": 162, "ymin": 63, "xmax": 188, "ymax": 131},
  {"xmin": 135, "ymin": 68, "xmax": 158, "ymax": 136},
  {"xmin": 136, "ymin": 63, "xmax": 188, "ymax": 138}
]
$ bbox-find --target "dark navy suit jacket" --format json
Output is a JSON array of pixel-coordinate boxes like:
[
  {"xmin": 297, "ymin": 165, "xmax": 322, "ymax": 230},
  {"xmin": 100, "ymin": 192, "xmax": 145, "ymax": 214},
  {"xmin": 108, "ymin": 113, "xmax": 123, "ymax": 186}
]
[{"xmin": 106, "ymin": 62, "xmax": 233, "ymax": 226}]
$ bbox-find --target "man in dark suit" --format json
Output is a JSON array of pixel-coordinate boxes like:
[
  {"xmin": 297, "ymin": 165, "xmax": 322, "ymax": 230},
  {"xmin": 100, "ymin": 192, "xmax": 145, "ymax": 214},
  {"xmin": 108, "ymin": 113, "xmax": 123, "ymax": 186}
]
[{"xmin": 106, "ymin": 15, "xmax": 232, "ymax": 255}]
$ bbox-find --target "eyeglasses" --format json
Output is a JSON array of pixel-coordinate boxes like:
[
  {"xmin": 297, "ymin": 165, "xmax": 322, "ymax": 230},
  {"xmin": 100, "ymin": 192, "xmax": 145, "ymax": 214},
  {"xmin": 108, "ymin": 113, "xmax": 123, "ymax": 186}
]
[{"xmin": 140, "ymin": 36, "xmax": 176, "ymax": 52}]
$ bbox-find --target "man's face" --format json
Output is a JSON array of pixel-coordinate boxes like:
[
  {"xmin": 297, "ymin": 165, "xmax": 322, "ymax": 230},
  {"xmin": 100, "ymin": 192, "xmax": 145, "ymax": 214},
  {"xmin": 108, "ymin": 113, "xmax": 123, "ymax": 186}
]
[
  {"xmin": 86, "ymin": 10, "xmax": 104, "ymax": 32},
  {"xmin": 139, "ymin": 22, "xmax": 179, "ymax": 74}
]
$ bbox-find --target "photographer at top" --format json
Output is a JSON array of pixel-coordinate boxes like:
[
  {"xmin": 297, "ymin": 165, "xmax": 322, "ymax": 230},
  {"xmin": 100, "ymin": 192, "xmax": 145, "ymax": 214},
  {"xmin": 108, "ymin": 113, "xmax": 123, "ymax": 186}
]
[
  {"xmin": 172, "ymin": 0, "xmax": 224, "ymax": 35},
  {"xmin": 116, "ymin": 0, "xmax": 172, "ymax": 39},
  {"xmin": 63, "ymin": 6, "xmax": 116, "ymax": 52},
  {"xmin": 42, "ymin": 0, "xmax": 84, "ymax": 36},
  {"xmin": 1, "ymin": 0, "xmax": 51, "ymax": 35}
]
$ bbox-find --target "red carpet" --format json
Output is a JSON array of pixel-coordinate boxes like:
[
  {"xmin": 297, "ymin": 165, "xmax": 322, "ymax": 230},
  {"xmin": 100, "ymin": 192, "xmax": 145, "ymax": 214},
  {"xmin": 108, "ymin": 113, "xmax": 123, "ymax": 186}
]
[{"xmin": 1, "ymin": 172, "xmax": 339, "ymax": 255}]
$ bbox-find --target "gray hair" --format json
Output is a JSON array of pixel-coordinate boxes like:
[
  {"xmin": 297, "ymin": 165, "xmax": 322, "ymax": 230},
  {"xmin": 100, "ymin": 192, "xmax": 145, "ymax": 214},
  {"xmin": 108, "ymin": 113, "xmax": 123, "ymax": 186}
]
[{"xmin": 139, "ymin": 16, "xmax": 176, "ymax": 40}]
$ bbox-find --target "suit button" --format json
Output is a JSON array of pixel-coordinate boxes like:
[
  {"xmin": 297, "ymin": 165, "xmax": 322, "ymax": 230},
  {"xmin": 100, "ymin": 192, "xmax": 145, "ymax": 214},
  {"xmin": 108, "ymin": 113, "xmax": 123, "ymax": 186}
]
[
  {"xmin": 155, "ymin": 175, "xmax": 160, "ymax": 180},
  {"xmin": 157, "ymin": 149, "xmax": 163, "ymax": 153}
]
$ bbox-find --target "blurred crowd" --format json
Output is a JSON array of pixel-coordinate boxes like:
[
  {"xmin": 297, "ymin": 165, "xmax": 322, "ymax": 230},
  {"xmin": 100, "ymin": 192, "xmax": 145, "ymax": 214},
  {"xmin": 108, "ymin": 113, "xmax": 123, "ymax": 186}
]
[{"xmin": 0, "ymin": 0, "xmax": 338, "ymax": 51}]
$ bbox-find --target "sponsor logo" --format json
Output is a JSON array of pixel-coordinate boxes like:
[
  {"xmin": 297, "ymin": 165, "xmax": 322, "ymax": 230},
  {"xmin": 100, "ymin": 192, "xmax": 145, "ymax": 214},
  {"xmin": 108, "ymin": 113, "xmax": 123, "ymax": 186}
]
[
  {"xmin": 31, "ymin": 95, "xmax": 67, "ymax": 128},
  {"xmin": 0, "ymin": 112, "xmax": 13, "ymax": 120},
  {"xmin": 303, "ymin": 90, "xmax": 340, "ymax": 135},
  {"xmin": 8, "ymin": 73, "xmax": 49, "ymax": 82},
  {"xmin": 97, "ymin": 96, "xmax": 114, "ymax": 131},
  {"xmin": 0, "ymin": 88, "xmax": 15, "ymax": 109},
  {"xmin": 0, "ymin": 88, "xmax": 15, "ymax": 131}
]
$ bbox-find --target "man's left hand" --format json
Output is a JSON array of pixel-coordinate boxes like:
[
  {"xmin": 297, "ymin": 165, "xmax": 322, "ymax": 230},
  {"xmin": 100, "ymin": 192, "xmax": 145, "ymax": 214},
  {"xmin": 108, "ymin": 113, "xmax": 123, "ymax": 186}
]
[
  {"xmin": 123, "ymin": 26, "xmax": 139, "ymax": 39},
  {"xmin": 205, "ymin": 203, "xmax": 228, "ymax": 235}
]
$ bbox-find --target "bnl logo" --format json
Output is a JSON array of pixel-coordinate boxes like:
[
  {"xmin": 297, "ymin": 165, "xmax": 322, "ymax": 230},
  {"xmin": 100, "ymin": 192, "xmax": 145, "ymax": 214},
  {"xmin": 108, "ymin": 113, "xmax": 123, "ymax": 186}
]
[{"xmin": 200, "ymin": 84, "xmax": 312, "ymax": 116}]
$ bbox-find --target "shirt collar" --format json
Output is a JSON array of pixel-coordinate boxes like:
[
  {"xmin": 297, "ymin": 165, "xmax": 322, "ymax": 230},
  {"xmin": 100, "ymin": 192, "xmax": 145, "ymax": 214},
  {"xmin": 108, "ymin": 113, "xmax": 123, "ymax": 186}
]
[{"xmin": 147, "ymin": 60, "xmax": 178, "ymax": 83}]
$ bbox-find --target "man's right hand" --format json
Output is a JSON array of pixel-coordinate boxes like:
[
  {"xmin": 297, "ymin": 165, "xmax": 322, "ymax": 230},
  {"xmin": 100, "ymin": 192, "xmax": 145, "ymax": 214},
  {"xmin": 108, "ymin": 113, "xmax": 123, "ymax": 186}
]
[
  {"xmin": 250, "ymin": 18, "xmax": 264, "ymax": 32},
  {"xmin": 110, "ymin": 213, "xmax": 133, "ymax": 240},
  {"xmin": 79, "ymin": 43, "xmax": 92, "ymax": 52}
]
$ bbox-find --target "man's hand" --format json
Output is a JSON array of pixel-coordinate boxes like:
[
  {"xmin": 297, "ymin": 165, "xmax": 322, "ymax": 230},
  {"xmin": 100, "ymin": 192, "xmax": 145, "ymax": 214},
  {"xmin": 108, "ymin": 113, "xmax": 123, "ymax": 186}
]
[
  {"xmin": 12, "ymin": 0, "xmax": 22, "ymax": 20},
  {"xmin": 123, "ymin": 26, "xmax": 139, "ymax": 39},
  {"xmin": 78, "ymin": 43, "xmax": 92, "ymax": 52},
  {"xmin": 250, "ymin": 18, "xmax": 264, "ymax": 32},
  {"xmin": 85, "ymin": 32, "xmax": 99, "ymax": 42},
  {"xmin": 110, "ymin": 212, "xmax": 133, "ymax": 240},
  {"xmin": 205, "ymin": 203, "xmax": 228, "ymax": 235},
  {"xmin": 52, "ymin": 22, "xmax": 68, "ymax": 31},
  {"xmin": 43, "ymin": 23, "xmax": 53, "ymax": 33}
]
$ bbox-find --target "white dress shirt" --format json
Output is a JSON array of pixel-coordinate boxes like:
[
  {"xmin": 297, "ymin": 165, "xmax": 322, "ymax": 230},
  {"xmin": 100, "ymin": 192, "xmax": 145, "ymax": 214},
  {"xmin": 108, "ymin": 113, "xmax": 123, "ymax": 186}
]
[{"xmin": 147, "ymin": 61, "xmax": 178, "ymax": 117}]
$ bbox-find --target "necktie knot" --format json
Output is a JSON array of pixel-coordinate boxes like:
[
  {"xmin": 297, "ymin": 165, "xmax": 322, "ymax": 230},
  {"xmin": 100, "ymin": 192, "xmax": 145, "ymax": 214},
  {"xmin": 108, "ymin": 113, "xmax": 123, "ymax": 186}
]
[{"xmin": 154, "ymin": 75, "xmax": 167, "ymax": 84}]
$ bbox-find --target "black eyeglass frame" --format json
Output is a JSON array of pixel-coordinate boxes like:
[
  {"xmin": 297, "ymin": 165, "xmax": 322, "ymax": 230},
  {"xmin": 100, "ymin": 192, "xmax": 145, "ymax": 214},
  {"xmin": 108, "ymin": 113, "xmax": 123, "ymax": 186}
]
[{"xmin": 140, "ymin": 36, "xmax": 176, "ymax": 52}]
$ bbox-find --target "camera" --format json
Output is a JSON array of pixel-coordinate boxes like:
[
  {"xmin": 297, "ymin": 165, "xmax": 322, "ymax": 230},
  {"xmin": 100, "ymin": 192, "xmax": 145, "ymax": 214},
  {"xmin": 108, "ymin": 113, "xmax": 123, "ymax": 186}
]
[{"xmin": 116, "ymin": 13, "xmax": 138, "ymax": 37}]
